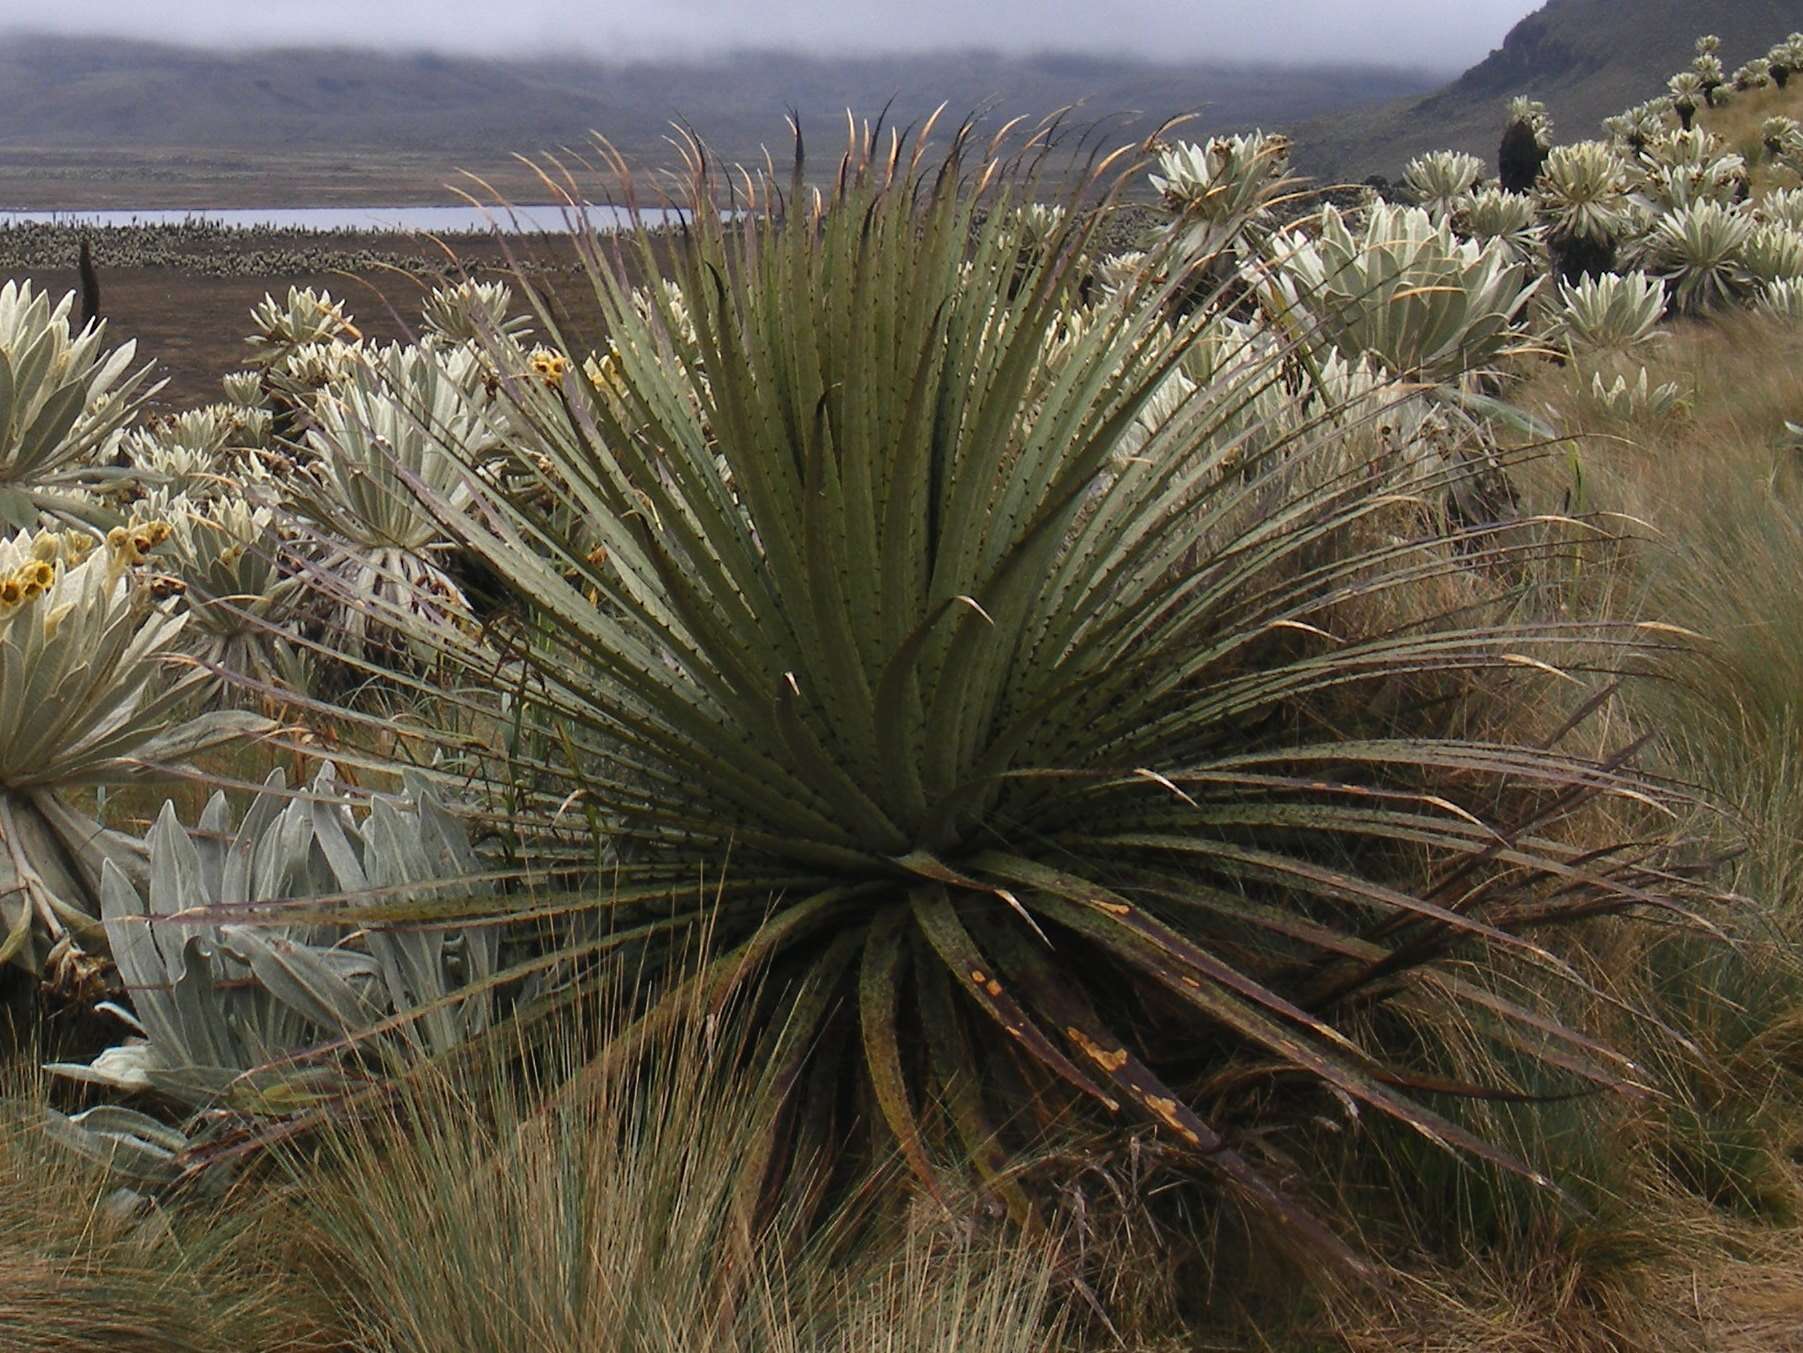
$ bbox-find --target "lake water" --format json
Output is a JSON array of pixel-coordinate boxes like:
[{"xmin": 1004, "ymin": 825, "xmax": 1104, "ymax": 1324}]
[{"xmin": 0, "ymin": 205, "xmax": 674, "ymax": 235}]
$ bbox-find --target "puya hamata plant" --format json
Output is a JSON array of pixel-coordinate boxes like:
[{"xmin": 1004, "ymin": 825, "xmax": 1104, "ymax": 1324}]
[
  {"xmin": 6, "ymin": 20, "xmax": 1803, "ymax": 1333},
  {"xmin": 326, "ymin": 117, "xmax": 1712, "ymax": 1262}
]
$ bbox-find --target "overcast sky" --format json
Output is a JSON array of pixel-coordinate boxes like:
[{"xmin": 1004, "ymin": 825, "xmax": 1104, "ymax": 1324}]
[{"xmin": 5, "ymin": 1, "xmax": 1541, "ymax": 70}]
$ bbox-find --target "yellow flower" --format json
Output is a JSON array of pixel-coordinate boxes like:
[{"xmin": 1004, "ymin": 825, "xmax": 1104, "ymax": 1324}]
[{"xmin": 529, "ymin": 348, "xmax": 572, "ymax": 388}]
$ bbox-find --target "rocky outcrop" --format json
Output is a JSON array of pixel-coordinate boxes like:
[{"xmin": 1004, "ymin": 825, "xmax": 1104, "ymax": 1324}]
[{"xmin": 1425, "ymin": 3, "xmax": 1605, "ymax": 106}]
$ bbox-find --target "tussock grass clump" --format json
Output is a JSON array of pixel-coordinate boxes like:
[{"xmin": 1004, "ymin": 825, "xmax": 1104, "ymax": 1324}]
[
  {"xmin": 285, "ymin": 1007, "xmax": 1070, "ymax": 1353},
  {"xmin": 1429, "ymin": 304, "xmax": 1803, "ymax": 1349},
  {"xmin": 1553, "ymin": 322, "xmax": 1803, "ymax": 1227},
  {"xmin": 0, "ymin": 1058, "xmax": 326, "ymax": 1352}
]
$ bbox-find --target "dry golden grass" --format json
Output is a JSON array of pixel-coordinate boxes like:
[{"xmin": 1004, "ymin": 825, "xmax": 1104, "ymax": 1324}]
[
  {"xmin": 275, "ymin": 1002, "xmax": 1073, "ymax": 1353},
  {"xmin": 0, "ymin": 1058, "xmax": 335, "ymax": 1352},
  {"xmin": 1687, "ymin": 1236, "xmax": 1803, "ymax": 1353},
  {"xmin": 1319, "ymin": 1191, "xmax": 1803, "ymax": 1353},
  {"xmin": 1138, "ymin": 306, "xmax": 1803, "ymax": 1353},
  {"xmin": 1511, "ymin": 313, "xmax": 1803, "ymax": 781},
  {"xmin": 1513, "ymin": 313, "xmax": 1803, "ymax": 524},
  {"xmin": 1307, "ymin": 305, "xmax": 1803, "ymax": 1353},
  {"xmin": 1698, "ymin": 79, "xmax": 1803, "ymax": 196}
]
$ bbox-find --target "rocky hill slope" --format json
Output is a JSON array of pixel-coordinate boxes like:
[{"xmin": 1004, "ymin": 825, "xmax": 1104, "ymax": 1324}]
[{"xmin": 1295, "ymin": 0, "xmax": 1803, "ymax": 180}]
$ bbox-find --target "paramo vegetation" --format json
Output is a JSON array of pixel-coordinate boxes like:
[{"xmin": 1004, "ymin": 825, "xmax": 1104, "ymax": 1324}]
[{"xmin": 7, "ymin": 26, "xmax": 1803, "ymax": 1353}]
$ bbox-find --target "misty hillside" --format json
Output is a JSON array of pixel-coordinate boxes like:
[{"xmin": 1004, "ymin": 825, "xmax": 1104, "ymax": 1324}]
[
  {"xmin": 0, "ymin": 33, "xmax": 1434, "ymax": 178},
  {"xmin": 1296, "ymin": 0, "xmax": 1803, "ymax": 179}
]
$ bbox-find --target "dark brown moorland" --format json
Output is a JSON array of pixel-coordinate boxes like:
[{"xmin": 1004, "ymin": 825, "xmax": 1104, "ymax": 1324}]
[{"xmin": 2, "ymin": 232, "xmax": 607, "ymax": 410}]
